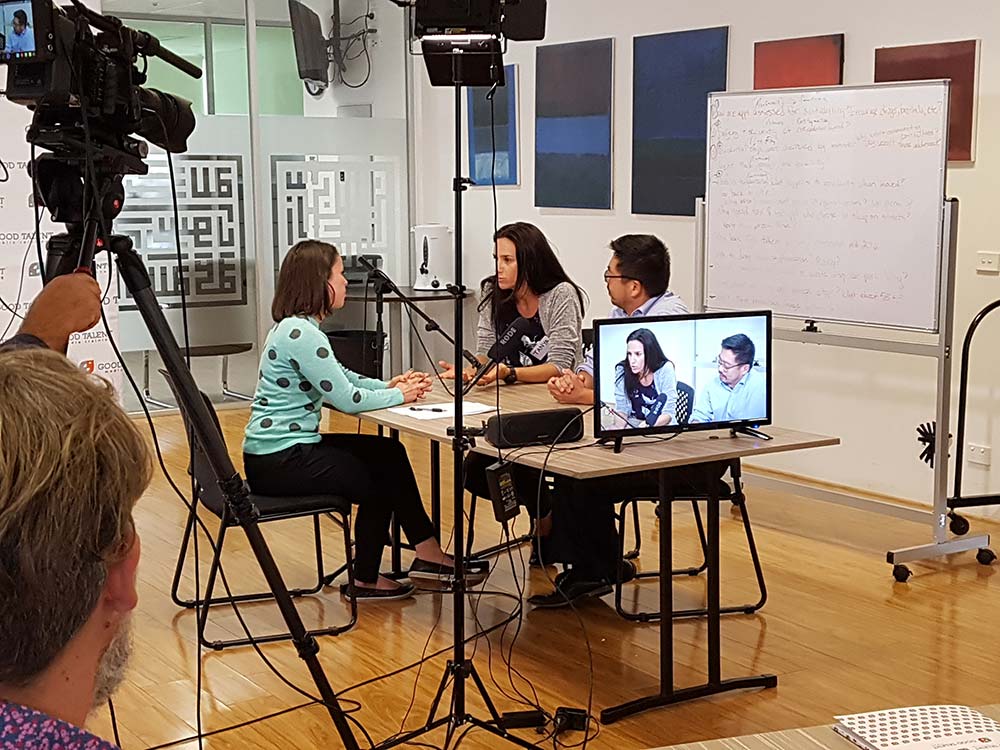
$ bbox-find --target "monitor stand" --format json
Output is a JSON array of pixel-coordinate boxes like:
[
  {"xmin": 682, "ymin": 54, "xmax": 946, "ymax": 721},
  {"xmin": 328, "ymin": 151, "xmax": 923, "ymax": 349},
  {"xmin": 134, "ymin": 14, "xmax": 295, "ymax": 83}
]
[
  {"xmin": 597, "ymin": 436, "xmax": 625, "ymax": 453},
  {"xmin": 731, "ymin": 426, "xmax": 772, "ymax": 441}
]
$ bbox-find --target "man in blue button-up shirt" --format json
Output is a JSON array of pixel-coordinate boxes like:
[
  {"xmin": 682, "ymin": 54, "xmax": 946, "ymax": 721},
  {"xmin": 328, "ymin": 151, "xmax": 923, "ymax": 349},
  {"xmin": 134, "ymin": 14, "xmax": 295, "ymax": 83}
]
[
  {"xmin": 532, "ymin": 235, "xmax": 698, "ymax": 608},
  {"xmin": 548, "ymin": 236, "xmax": 688, "ymax": 406},
  {"xmin": 691, "ymin": 334, "xmax": 767, "ymax": 424}
]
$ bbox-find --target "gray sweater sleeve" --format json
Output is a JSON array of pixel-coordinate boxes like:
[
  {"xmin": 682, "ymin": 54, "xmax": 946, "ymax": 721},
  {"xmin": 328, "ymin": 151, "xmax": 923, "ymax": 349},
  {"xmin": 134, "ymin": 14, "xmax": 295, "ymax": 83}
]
[
  {"xmin": 655, "ymin": 362, "xmax": 678, "ymax": 423},
  {"xmin": 538, "ymin": 282, "xmax": 583, "ymax": 371},
  {"xmin": 476, "ymin": 304, "xmax": 495, "ymax": 356}
]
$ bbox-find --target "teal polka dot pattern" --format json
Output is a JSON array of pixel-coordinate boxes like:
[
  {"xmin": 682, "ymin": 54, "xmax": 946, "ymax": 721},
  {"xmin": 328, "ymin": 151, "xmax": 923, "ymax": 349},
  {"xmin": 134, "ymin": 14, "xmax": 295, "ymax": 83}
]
[{"xmin": 243, "ymin": 316, "xmax": 405, "ymax": 457}]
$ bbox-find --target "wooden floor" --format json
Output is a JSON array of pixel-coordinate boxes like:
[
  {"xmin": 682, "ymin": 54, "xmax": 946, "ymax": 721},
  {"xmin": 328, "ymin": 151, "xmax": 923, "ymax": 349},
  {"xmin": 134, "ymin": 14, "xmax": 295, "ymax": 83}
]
[{"xmin": 85, "ymin": 407, "xmax": 1000, "ymax": 750}]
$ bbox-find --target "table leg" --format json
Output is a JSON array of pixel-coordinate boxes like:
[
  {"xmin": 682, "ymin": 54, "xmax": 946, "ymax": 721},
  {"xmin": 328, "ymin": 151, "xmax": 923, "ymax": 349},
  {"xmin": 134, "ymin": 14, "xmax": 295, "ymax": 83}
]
[
  {"xmin": 600, "ymin": 464, "xmax": 777, "ymax": 725},
  {"xmin": 431, "ymin": 441, "xmax": 441, "ymax": 535},
  {"xmin": 390, "ymin": 428, "xmax": 403, "ymax": 576}
]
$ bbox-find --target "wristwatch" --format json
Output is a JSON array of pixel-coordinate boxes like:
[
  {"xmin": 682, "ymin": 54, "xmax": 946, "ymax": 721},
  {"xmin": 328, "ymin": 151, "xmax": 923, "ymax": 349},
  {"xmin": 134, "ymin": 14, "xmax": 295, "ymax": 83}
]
[{"xmin": 503, "ymin": 366, "xmax": 518, "ymax": 385}]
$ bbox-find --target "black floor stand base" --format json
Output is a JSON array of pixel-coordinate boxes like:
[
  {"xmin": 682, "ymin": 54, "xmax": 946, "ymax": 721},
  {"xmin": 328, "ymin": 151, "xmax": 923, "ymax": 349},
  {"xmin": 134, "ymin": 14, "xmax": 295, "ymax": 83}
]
[{"xmin": 378, "ymin": 661, "xmax": 540, "ymax": 750}]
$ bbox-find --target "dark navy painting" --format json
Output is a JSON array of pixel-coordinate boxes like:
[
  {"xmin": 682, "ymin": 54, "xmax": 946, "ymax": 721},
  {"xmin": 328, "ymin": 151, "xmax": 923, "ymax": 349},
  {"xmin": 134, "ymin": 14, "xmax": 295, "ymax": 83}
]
[
  {"xmin": 632, "ymin": 27, "xmax": 728, "ymax": 216},
  {"xmin": 534, "ymin": 38, "xmax": 614, "ymax": 209},
  {"xmin": 467, "ymin": 64, "xmax": 518, "ymax": 186}
]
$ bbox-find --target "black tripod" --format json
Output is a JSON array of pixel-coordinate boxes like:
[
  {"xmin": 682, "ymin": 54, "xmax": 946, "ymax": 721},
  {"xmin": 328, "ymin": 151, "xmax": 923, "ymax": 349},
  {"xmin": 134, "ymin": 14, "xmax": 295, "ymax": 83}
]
[
  {"xmin": 34, "ymin": 136, "xmax": 363, "ymax": 750},
  {"xmin": 376, "ymin": 57, "xmax": 539, "ymax": 750}
]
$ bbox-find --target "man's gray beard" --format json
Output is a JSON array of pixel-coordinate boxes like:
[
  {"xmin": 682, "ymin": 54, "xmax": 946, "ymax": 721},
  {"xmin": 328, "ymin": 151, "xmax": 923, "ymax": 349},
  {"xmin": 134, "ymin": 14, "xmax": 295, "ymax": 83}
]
[{"xmin": 91, "ymin": 616, "xmax": 133, "ymax": 710}]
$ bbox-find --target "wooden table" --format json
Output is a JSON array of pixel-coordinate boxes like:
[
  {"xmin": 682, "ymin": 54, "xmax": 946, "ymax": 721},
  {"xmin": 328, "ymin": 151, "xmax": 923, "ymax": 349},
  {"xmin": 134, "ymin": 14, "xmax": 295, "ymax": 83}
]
[
  {"xmin": 648, "ymin": 704, "xmax": 1000, "ymax": 749},
  {"xmin": 351, "ymin": 384, "xmax": 839, "ymax": 724}
]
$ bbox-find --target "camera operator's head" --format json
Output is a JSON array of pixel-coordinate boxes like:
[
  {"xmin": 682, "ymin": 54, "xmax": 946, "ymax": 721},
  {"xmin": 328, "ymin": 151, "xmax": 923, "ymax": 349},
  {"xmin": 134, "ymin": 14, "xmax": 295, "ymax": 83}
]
[{"xmin": 0, "ymin": 348, "xmax": 152, "ymax": 728}]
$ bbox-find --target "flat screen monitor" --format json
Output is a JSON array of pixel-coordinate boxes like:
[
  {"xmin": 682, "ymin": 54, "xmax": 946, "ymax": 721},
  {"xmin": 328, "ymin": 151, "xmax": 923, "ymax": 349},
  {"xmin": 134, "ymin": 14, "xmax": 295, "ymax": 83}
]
[
  {"xmin": 593, "ymin": 310, "xmax": 772, "ymax": 440},
  {"xmin": 0, "ymin": 0, "xmax": 41, "ymax": 62},
  {"xmin": 288, "ymin": 0, "xmax": 329, "ymax": 85}
]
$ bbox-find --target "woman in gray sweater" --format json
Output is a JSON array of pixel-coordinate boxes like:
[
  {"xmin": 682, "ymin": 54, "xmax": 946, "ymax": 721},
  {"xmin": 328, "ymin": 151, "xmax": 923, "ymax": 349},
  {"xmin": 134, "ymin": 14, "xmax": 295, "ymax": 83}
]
[
  {"xmin": 441, "ymin": 222, "xmax": 586, "ymax": 561},
  {"xmin": 440, "ymin": 222, "xmax": 585, "ymax": 386},
  {"xmin": 612, "ymin": 327, "xmax": 677, "ymax": 428}
]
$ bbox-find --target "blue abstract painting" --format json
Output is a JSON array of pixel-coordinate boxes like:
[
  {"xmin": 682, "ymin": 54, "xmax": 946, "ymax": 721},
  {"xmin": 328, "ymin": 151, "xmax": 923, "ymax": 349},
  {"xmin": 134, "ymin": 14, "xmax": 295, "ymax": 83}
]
[
  {"xmin": 535, "ymin": 38, "xmax": 614, "ymax": 209},
  {"xmin": 467, "ymin": 64, "xmax": 518, "ymax": 186},
  {"xmin": 632, "ymin": 27, "xmax": 728, "ymax": 216}
]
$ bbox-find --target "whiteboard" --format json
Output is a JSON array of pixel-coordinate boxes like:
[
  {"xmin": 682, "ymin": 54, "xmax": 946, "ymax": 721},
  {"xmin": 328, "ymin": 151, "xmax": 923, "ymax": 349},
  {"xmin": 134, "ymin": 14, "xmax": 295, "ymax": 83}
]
[{"xmin": 704, "ymin": 81, "xmax": 949, "ymax": 331}]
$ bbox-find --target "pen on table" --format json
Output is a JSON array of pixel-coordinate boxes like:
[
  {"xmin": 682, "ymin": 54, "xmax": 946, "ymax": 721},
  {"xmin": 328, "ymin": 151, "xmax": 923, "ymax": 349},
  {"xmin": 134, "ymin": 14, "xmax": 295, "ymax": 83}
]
[{"xmin": 409, "ymin": 406, "xmax": 445, "ymax": 412}]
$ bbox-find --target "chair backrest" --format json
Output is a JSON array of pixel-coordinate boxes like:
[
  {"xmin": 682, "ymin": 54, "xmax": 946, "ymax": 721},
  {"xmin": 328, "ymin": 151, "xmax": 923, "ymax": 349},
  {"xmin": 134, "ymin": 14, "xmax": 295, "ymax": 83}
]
[
  {"xmin": 675, "ymin": 381, "xmax": 695, "ymax": 425},
  {"xmin": 160, "ymin": 369, "xmax": 229, "ymax": 518},
  {"xmin": 582, "ymin": 327, "xmax": 595, "ymax": 351}
]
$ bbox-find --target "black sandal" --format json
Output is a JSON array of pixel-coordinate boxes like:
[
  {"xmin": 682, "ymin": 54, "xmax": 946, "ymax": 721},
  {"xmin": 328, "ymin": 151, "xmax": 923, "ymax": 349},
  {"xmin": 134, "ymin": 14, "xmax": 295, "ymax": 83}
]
[
  {"xmin": 340, "ymin": 582, "xmax": 415, "ymax": 601},
  {"xmin": 408, "ymin": 558, "xmax": 489, "ymax": 585}
]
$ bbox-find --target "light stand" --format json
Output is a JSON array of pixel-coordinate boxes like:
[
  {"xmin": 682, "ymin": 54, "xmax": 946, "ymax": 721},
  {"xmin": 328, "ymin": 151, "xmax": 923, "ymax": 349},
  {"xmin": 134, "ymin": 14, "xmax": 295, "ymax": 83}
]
[{"xmin": 374, "ymin": 35, "xmax": 539, "ymax": 750}]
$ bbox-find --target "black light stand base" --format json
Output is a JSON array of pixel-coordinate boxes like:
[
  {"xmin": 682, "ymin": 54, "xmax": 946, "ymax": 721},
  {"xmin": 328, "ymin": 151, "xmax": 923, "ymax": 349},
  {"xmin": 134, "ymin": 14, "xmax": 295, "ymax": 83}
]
[{"xmin": 378, "ymin": 662, "xmax": 541, "ymax": 750}]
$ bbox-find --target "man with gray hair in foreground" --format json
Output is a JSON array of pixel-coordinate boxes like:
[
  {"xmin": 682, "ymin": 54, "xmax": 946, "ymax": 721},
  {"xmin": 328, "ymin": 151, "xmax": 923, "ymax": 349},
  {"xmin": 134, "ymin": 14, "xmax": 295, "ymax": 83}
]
[{"xmin": 0, "ymin": 346, "xmax": 152, "ymax": 748}]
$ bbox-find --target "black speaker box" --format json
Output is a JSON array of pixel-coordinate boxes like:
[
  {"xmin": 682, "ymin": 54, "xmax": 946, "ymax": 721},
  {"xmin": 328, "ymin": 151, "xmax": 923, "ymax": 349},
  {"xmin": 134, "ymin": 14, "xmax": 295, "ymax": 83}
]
[{"xmin": 484, "ymin": 407, "xmax": 584, "ymax": 448}]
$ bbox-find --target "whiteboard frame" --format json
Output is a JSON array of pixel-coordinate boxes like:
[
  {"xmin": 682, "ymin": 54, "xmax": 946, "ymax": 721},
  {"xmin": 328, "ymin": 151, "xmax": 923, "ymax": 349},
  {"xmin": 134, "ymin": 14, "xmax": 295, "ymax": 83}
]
[{"xmin": 703, "ymin": 79, "xmax": 951, "ymax": 333}]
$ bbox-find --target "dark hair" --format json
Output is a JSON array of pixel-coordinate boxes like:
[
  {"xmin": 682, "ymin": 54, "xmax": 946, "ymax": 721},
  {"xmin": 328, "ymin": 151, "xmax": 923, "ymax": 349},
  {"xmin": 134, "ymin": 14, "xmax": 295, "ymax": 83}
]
[
  {"xmin": 610, "ymin": 234, "xmax": 670, "ymax": 298},
  {"xmin": 271, "ymin": 239, "xmax": 340, "ymax": 322},
  {"xmin": 13, "ymin": 9, "xmax": 28, "ymax": 25},
  {"xmin": 479, "ymin": 222, "xmax": 586, "ymax": 328},
  {"xmin": 721, "ymin": 333, "xmax": 755, "ymax": 366},
  {"xmin": 616, "ymin": 327, "xmax": 669, "ymax": 403}
]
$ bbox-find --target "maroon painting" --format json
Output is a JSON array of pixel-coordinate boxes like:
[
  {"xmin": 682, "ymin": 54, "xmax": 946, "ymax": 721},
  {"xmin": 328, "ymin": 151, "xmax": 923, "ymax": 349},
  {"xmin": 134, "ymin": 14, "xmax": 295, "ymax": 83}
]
[{"xmin": 875, "ymin": 40, "xmax": 980, "ymax": 161}]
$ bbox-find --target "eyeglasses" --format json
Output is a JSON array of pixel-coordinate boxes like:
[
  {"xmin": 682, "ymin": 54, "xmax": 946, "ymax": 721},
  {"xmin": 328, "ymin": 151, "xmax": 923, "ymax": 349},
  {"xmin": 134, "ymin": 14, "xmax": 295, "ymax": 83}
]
[
  {"xmin": 603, "ymin": 270, "xmax": 638, "ymax": 282},
  {"xmin": 713, "ymin": 357, "xmax": 747, "ymax": 371}
]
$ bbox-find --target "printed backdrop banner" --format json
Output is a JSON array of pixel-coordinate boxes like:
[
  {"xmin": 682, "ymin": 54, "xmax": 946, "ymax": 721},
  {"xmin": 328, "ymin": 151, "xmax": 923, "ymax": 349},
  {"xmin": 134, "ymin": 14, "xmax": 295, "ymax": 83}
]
[{"xmin": 1, "ymin": 85, "xmax": 122, "ymax": 398}]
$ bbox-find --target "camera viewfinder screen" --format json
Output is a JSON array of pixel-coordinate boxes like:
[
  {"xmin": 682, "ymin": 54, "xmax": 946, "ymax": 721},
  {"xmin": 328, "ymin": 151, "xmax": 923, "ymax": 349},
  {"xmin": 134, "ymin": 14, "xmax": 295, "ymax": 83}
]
[
  {"xmin": 594, "ymin": 311, "xmax": 771, "ymax": 437},
  {"xmin": 0, "ymin": 0, "xmax": 37, "ymax": 61}
]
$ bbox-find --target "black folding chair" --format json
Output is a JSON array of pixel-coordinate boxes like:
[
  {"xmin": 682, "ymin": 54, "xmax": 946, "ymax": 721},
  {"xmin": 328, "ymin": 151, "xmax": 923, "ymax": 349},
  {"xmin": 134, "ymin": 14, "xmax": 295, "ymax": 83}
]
[
  {"xmin": 614, "ymin": 380, "xmax": 768, "ymax": 621},
  {"xmin": 164, "ymin": 372, "xmax": 358, "ymax": 650}
]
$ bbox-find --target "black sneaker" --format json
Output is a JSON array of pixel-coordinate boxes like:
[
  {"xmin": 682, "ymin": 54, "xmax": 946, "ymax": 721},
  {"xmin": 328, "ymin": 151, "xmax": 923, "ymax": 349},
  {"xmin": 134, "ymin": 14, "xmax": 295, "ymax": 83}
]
[
  {"xmin": 408, "ymin": 558, "xmax": 490, "ymax": 585},
  {"xmin": 618, "ymin": 559, "xmax": 637, "ymax": 584},
  {"xmin": 340, "ymin": 582, "xmax": 415, "ymax": 601},
  {"xmin": 527, "ymin": 572, "xmax": 612, "ymax": 609}
]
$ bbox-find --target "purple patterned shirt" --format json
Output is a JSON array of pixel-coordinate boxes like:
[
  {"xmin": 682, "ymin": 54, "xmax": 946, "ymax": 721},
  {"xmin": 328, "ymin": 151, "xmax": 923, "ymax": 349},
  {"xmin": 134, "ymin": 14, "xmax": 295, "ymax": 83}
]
[{"xmin": 1, "ymin": 701, "xmax": 118, "ymax": 749}]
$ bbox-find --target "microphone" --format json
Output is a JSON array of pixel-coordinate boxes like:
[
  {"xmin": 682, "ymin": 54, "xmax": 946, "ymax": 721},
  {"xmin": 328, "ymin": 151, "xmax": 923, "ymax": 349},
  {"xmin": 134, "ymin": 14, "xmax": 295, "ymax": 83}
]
[
  {"xmin": 464, "ymin": 318, "xmax": 531, "ymax": 393},
  {"xmin": 644, "ymin": 391, "xmax": 669, "ymax": 427}
]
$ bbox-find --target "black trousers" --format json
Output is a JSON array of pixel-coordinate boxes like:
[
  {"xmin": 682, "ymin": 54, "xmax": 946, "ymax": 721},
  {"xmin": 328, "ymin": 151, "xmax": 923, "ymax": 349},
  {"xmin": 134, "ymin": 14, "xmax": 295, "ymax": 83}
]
[
  {"xmin": 464, "ymin": 452, "xmax": 552, "ymax": 518},
  {"xmin": 547, "ymin": 462, "xmax": 732, "ymax": 581},
  {"xmin": 244, "ymin": 434, "xmax": 437, "ymax": 582}
]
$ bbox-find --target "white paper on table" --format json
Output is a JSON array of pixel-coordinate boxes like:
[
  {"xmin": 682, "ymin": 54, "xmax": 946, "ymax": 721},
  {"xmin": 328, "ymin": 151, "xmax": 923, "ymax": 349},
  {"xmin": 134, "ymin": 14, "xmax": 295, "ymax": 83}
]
[{"xmin": 388, "ymin": 402, "xmax": 496, "ymax": 421}]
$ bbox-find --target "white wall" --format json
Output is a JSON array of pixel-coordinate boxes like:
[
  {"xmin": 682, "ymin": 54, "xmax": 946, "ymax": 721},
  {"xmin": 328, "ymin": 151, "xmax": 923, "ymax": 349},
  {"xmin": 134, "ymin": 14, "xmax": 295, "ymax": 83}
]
[{"xmin": 410, "ymin": 0, "xmax": 1000, "ymax": 517}]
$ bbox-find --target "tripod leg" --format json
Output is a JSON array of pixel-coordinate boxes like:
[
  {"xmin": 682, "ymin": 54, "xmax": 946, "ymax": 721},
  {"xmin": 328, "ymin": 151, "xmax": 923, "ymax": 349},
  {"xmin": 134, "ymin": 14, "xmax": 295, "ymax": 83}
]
[
  {"xmin": 425, "ymin": 661, "xmax": 453, "ymax": 726},
  {"xmin": 468, "ymin": 663, "xmax": 503, "ymax": 723}
]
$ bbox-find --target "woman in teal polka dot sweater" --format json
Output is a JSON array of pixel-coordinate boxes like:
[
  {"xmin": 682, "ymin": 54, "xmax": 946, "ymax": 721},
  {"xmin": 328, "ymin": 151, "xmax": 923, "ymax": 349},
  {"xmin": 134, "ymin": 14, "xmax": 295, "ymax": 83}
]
[{"xmin": 244, "ymin": 240, "xmax": 486, "ymax": 600}]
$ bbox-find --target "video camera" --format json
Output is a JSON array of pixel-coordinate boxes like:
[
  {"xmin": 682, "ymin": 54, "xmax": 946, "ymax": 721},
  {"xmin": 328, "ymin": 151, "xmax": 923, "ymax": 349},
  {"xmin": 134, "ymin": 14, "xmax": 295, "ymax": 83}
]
[
  {"xmin": 1, "ymin": 0, "xmax": 200, "ymax": 278},
  {"xmin": 1, "ymin": 0, "xmax": 198, "ymax": 155}
]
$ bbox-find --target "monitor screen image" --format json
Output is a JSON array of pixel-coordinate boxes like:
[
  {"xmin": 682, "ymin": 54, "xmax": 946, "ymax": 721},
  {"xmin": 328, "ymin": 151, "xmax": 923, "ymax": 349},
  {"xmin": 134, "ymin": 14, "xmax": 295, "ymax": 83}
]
[
  {"xmin": 0, "ymin": 0, "xmax": 37, "ymax": 61},
  {"xmin": 593, "ymin": 310, "xmax": 771, "ymax": 439}
]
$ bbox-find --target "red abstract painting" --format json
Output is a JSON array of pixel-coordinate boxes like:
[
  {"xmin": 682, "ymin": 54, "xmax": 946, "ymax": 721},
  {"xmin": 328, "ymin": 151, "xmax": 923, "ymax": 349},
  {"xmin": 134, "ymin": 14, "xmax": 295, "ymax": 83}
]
[
  {"xmin": 875, "ymin": 40, "xmax": 980, "ymax": 161},
  {"xmin": 754, "ymin": 34, "xmax": 844, "ymax": 90}
]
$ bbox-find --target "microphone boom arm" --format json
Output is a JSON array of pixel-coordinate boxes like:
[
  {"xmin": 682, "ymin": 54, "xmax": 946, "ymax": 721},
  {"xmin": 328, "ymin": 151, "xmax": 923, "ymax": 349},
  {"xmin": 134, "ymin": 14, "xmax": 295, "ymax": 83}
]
[{"xmin": 355, "ymin": 256, "xmax": 479, "ymax": 369}]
